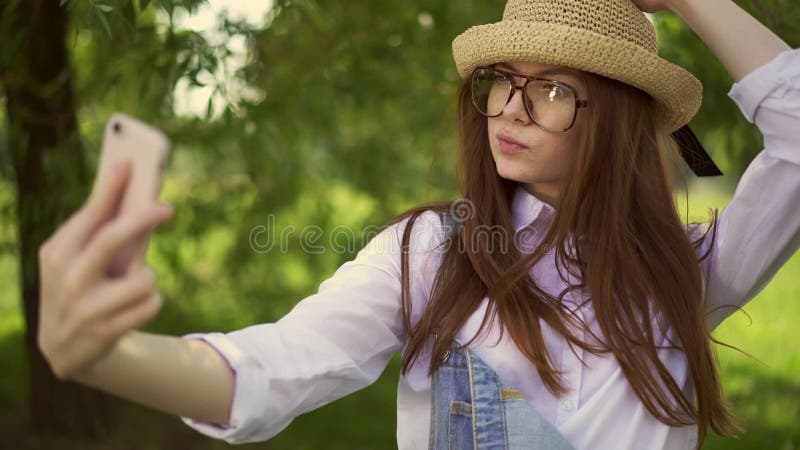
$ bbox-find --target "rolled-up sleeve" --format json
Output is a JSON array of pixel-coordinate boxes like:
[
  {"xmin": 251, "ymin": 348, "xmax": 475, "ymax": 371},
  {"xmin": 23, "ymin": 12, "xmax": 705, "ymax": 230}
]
[
  {"xmin": 178, "ymin": 210, "xmax": 444, "ymax": 443},
  {"xmin": 699, "ymin": 48, "xmax": 800, "ymax": 329}
]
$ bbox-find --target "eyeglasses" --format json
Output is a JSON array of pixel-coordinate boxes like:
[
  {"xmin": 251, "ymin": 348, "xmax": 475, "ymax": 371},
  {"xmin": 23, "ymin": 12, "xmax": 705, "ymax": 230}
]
[{"xmin": 470, "ymin": 66, "xmax": 589, "ymax": 132}]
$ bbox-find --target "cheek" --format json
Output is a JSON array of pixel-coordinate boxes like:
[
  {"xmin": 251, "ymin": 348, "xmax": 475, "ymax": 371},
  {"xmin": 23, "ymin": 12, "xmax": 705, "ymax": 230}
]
[{"xmin": 548, "ymin": 140, "xmax": 580, "ymax": 176}]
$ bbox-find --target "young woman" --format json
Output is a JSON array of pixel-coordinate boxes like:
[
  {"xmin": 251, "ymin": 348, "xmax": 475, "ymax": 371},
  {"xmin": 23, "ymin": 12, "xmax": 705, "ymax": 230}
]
[{"xmin": 37, "ymin": 0, "xmax": 797, "ymax": 449}]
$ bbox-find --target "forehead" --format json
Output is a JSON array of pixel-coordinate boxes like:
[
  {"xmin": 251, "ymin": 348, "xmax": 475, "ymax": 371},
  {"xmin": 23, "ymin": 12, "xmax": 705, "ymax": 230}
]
[{"xmin": 493, "ymin": 61, "xmax": 585, "ymax": 87}]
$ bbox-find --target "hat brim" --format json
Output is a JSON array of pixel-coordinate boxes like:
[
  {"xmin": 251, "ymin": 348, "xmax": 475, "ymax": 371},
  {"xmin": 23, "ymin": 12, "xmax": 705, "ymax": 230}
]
[{"xmin": 452, "ymin": 20, "xmax": 702, "ymax": 133}]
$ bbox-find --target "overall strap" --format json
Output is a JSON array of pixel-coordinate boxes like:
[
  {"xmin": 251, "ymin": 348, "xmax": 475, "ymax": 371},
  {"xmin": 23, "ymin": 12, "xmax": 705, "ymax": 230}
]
[
  {"xmin": 432, "ymin": 209, "xmax": 461, "ymax": 357},
  {"xmin": 438, "ymin": 209, "xmax": 460, "ymax": 239}
]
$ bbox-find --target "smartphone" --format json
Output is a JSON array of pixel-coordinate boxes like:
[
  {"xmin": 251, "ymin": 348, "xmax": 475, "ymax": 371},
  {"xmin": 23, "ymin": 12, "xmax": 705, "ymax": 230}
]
[{"xmin": 95, "ymin": 113, "xmax": 170, "ymax": 277}]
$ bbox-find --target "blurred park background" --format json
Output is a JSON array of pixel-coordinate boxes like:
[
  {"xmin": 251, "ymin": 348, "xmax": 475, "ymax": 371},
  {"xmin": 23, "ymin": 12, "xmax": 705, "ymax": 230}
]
[{"xmin": 0, "ymin": 0, "xmax": 798, "ymax": 449}]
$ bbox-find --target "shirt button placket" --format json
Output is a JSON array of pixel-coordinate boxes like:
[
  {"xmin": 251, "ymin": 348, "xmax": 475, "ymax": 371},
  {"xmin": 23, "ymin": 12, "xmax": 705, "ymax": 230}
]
[{"xmin": 556, "ymin": 305, "xmax": 584, "ymax": 425}]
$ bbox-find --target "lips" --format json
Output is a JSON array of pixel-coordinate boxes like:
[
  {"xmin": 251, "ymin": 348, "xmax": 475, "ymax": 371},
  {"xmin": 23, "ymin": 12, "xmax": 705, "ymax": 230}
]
[
  {"xmin": 497, "ymin": 133, "xmax": 529, "ymax": 149},
  {"xmin": 497, "ymin": 133, "xmax": 529, "ymax": 154}
]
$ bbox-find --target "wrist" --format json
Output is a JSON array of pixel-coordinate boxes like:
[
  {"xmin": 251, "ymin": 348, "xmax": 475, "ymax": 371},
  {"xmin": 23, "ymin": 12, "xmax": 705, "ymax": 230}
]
[{"xmin": 72, "ymin": 331, "xmax": 137, "ymax": 386}]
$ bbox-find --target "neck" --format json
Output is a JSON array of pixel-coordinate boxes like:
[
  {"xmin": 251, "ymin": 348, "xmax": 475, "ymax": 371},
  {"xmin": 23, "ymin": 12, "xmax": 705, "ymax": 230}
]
[{"xmin": 522, "ymin": 182, "xmax": 559, "ymax": 208}]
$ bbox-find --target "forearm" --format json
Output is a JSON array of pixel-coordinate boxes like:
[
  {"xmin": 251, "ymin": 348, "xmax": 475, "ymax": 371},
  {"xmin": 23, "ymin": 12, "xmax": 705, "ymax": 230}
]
[
  {"xmin": 74, "ymin": 330, "xmax": 234, "ymax": 426},
  {"xmin": 668, "ymin": 0, "xmax": 791, "ymax": 82}
]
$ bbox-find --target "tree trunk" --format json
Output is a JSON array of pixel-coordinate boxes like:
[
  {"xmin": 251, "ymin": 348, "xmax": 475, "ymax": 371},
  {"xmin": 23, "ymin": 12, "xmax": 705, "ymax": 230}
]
[{"xmin": 1, "ymin": 0, "xmax": 111, "ymax": 437}]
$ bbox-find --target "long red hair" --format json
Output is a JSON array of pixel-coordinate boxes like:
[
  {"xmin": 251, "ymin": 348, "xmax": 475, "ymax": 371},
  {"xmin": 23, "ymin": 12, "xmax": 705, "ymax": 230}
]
[{"xmin": 382, "ymin": 70, "xmax": 743, "ymax": 448}]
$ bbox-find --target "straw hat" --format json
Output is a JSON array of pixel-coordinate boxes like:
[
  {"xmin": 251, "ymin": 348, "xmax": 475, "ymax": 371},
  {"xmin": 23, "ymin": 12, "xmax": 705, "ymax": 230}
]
[{"xmin": 452, "ymin": 0, "xmax": 702, "ymax": 135}]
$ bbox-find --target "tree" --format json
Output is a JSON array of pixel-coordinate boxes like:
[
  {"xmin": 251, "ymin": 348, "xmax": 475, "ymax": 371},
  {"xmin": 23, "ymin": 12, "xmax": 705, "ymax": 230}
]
[{"xmin": 0, "ymin": 0, "xmax": 107, "ymax": 436}]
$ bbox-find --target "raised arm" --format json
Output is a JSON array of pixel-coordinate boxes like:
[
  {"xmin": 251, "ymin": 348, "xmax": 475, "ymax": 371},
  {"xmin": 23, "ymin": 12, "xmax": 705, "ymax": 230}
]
[
  {"xmin": 666, "ymin": 0, "xmax": 791, "ymax": 82},
  {"xmin": 643, "ymin": 0, "xmax": 800, "ymax": 327}
]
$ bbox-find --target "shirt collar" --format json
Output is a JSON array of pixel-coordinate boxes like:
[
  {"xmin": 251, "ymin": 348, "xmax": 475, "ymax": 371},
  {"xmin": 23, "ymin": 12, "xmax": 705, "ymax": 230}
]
[{"xmin": 511, "ymin": 184, "xmax": 556, "ymax": 232}]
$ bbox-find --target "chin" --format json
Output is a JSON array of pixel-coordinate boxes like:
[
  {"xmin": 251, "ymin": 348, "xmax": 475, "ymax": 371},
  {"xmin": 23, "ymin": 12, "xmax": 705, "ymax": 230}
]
[
  {"xmin": 494, "ymin": 160, "xmax": 559, "ymax": 187},
  {"xmin": 494, "ymin": 160, "xmax": 532, "ymax": 183}
]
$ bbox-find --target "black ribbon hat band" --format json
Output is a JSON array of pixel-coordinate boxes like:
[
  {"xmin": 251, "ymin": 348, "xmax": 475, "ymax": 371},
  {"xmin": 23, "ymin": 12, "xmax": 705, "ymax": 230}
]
[{"xmin": 672, "ymin": 125, "xmax": 723, "ymax": 177}]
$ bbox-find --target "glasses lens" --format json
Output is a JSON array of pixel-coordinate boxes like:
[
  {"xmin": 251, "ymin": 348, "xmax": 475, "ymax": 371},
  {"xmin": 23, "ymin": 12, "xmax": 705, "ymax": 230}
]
[
  {"xmin": 525, "ymin": 80, "xmax": 576, "ymax": 131},
  {"xmin": 471, "ymin": 68, "xmax": 511, "ymax": 117}
]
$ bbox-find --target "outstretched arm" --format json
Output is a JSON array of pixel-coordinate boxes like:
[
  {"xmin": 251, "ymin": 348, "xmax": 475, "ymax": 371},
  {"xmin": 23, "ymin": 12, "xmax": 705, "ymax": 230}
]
[
  {"xmin": 178, "ymin": 211, "xmax": 447, "ymax": 443},
  {"xmin": 74, "ymin": 331, "xmax": 235, "ymax": 425}
]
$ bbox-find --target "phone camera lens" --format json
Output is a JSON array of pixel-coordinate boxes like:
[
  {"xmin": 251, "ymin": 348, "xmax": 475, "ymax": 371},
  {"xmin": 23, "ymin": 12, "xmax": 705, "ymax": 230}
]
[{"xmin": 113, "ymin": 122, "xmax": 122, "ymax": 134}]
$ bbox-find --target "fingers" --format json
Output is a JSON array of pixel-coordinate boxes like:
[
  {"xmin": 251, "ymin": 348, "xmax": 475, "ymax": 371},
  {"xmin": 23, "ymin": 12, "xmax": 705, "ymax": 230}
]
[
  {"xmin": 100, "ymin": 291, "xmax": 163, "ymax": 340},
  {"xmin": 80, "ymin": 159, "xmax": 134, "ymax": 242},
  {"xmin": 79, "ymin": 266, "xmax": 158, "ymax": 322},
  {"xmin": 60, "ymin": 266, "xmax": 163, "ymax": 353},
  {"xmin": 50, "ymin": 160, "xmax": 133, "ymax": 255},
  {"xmin": 68, "ymin": 204, "xmax": 173, "ymax": 289}
]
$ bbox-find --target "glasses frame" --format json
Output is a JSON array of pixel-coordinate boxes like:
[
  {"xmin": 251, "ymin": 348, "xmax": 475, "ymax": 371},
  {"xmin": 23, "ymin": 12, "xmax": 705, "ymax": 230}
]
[{"xmin": 470, "ymin": 66, "xmax": 590, "ymax": 132}]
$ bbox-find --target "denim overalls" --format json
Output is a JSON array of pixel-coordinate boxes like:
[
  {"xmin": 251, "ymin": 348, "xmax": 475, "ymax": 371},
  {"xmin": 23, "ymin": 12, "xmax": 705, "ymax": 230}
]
[
  {"xmin": 427, "ymin": 333, "xmax": 576, "ymax": 450},
  {"xmin": 429, "ymin": 213, "xmax": 575, "ymax": 449}
]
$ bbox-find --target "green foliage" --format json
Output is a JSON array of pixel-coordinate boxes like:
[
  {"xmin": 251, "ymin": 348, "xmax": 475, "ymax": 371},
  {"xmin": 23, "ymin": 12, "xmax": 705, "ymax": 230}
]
[{"xmin": 0, "ymin": 0, "xmax": 798, "ymax": 448}]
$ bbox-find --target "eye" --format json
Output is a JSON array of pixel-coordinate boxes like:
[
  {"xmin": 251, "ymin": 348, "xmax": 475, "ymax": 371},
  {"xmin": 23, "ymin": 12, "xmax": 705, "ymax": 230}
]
[{"xmin": 540, "ymin": 83, "xmax": 567, "ymax": 100}]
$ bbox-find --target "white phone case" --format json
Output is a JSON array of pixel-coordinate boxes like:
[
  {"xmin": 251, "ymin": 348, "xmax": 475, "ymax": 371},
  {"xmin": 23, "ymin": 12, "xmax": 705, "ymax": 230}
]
[{"xmin": 96, "ymin": 113, "xmax": 170, "ymax": 277}]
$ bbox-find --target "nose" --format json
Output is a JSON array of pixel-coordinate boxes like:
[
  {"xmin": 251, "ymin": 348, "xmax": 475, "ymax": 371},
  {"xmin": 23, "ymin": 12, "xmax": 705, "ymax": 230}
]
[{"xmin": 502, "ymin": 85, "xmax": 532, "ymax": 125}]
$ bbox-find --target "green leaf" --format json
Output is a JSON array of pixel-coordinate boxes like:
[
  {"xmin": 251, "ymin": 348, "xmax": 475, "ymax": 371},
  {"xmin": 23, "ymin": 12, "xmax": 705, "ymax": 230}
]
[
  {"xmin": 206, "ymin": 92, "xmax": 215, "ymax": 119},
  {"xmin": 95, "ymin": 4, "xmax": 113, "ymax": 12},
  {"xmin": 94, "ymin": 6, "xmax": 113, "ymax": 39},
  {"xmin": 160, "ymin": 0, "xmax": 175, "ymax": 17},
  {"xmin": 123, "ymin": 0, "xmax": 137, "ymax": 24}
]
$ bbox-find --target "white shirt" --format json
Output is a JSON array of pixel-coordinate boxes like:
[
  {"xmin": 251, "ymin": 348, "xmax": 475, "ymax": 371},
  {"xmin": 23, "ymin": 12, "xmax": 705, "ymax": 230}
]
[{"xmin": 179, "ymin": 48, "xmax": 800, "ymax": 449}]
